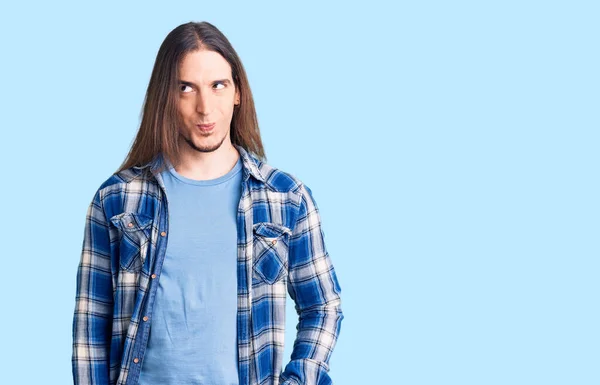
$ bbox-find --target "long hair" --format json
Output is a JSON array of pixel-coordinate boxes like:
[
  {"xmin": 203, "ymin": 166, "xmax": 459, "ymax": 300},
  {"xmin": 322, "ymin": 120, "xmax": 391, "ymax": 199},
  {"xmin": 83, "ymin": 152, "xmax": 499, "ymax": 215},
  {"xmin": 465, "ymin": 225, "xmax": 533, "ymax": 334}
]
[{"xmin": 115, "ymin": 21, "xmax": 265, "ymax": 175}]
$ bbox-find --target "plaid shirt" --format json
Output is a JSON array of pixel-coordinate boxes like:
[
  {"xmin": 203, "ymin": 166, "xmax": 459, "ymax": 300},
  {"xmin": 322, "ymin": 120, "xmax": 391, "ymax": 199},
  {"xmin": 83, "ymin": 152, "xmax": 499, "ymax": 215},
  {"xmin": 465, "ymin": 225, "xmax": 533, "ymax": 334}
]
[{"xmin": 72, "ymin": 144, "xmax": 343, "ymax": 385}]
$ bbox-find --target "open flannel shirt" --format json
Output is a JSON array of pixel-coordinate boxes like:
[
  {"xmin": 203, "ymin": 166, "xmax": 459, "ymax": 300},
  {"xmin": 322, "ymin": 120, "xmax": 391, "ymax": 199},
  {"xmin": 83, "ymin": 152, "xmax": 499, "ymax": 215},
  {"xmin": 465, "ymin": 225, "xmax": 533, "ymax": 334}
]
[{"xmin": 72, "ymin": 144, "xmax": 344, "ymax": 385}]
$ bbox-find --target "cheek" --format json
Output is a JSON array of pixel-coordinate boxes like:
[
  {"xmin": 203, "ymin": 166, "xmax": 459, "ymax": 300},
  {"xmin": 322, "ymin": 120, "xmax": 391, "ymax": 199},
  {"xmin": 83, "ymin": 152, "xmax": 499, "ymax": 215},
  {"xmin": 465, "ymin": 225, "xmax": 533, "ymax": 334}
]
[
  {"xmin": 220, "ymin": 101, "xmax": 235, "ymax": 117},
  {"xmin": 178, "ymin": 100, "xmax": 195, "ymax": 116}
]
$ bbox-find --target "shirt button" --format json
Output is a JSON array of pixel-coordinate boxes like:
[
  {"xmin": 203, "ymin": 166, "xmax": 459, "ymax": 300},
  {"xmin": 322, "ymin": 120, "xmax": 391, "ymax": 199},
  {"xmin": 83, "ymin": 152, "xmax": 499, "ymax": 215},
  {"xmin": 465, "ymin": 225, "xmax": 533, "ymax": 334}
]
[
  {"xmin": 143, "ymin": 316, "xmax": 149, "ymax": 321},
  {"xmin": 127, "ymin": 222, "xmax": 134, "ymax": 228},
  {"xmin": 151, "ymin": 274, "xmax": 157, "ymax": 279},
  {"xmin": 133, "ymin": 358, "xmax": 139, "ymax": 364},
  {"xmin": 271, "ymin": 239, "xmax": 277, "ymax": 245},
  {"xmin": 160, "ymin": 231, "xmax": 167, "ymax": 237}
]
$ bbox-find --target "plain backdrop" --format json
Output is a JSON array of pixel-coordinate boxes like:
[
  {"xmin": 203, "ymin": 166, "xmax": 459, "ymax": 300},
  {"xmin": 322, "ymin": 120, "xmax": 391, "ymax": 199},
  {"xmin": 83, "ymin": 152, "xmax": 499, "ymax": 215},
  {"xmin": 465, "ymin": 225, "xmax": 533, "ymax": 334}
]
[{"xmin": 0, "ymin": 1, "xmax": 598, "ymax": 384}]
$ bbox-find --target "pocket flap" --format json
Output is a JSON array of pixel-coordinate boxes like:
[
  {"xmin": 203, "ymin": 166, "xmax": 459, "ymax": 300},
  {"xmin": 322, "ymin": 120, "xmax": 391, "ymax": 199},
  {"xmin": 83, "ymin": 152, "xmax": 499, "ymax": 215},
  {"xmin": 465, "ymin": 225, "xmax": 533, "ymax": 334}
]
[
  {"xmin": 110, "ymin": 212, "xmax": 153, "ymax": 232},
  {"xmin": 253, "ymin": 222, "xmax": 291, "ymax": 238}
]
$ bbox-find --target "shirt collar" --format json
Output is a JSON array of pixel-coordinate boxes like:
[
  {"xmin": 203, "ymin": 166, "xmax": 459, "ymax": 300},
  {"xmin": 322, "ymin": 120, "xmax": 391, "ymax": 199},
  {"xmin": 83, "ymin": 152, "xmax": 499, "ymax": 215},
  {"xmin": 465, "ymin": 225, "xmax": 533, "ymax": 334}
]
[
  {"xmin": 134, "ymin": 144, "xmax": 266, "ymax": 183},
  {"xmin": 234, "ymin": 144, "xmax": 266, "ymax": 183}
]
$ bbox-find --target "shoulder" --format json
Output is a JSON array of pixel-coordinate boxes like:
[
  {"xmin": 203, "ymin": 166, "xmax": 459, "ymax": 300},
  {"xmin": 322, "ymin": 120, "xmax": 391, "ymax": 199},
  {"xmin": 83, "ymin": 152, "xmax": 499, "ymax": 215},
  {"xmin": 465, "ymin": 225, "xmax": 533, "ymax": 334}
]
[
  {"xmin": 237, "ymin": 144, "xmax": 310, "ymax": 195},
  {"xmin": 90, "ymin": 167, "xmax": 158, "ymax": 216},
  {"xmin": 95, "ymin": 167, "xmax": 151, "ymax": 194},
  {"xmin": 255, "ymin": 160, "xmax": 304, "ymax": 194},
  {"xmin": 244, "ymin": 150, "xmax": 317, "ymax": 203}
]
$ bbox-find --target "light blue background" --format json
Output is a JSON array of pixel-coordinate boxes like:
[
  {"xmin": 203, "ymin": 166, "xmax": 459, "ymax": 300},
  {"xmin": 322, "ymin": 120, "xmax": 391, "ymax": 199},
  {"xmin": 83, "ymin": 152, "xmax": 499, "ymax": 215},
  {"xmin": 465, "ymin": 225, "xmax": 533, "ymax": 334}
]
[{"xmin": 0, "ymin": 1, "xmax": 598, "ymax": 384}]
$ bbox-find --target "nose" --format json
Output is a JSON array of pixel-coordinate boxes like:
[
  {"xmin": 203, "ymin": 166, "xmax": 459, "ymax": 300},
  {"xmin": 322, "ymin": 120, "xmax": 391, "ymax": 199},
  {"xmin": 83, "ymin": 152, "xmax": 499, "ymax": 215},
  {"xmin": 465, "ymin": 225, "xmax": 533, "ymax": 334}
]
[{"xmin": 195, "ymin": 90, "xmax": 213, "ymax": 115}]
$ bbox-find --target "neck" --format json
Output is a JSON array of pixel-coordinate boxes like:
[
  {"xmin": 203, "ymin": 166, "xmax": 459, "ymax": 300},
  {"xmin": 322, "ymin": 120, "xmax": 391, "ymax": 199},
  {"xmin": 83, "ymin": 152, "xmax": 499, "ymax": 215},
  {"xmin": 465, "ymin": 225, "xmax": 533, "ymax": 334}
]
[{"xmin": 174, "ymin": 141, "xmax": 240, "ymax": 181}]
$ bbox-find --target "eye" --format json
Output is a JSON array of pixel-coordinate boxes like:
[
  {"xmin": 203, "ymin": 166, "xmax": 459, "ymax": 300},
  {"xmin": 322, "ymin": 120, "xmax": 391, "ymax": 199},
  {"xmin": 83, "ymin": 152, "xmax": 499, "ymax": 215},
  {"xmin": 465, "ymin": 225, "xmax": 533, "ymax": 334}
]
[
  {"xmin": 213, "ymin": 82, "xmax": 226, "ymax": 90},
  {"xmin": 179, "ymin": 84, "xmax": 193, "ymax": 93}
]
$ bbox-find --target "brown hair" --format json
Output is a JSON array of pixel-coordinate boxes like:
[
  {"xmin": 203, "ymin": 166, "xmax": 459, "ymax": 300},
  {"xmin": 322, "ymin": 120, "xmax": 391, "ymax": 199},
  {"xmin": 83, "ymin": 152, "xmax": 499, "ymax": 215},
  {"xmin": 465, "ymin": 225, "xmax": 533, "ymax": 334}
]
[{"xmin": 115, "ymin": 21, "xmax": 265, "ymax": 175}]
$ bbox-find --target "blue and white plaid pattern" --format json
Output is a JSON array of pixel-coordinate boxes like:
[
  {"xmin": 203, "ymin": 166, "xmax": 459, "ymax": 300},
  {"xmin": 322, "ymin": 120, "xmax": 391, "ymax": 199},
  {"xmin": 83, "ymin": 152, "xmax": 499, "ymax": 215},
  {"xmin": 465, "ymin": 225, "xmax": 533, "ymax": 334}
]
[{"xmin": 72, "ymin": 144, "xmax": 344, "ymax": 385}]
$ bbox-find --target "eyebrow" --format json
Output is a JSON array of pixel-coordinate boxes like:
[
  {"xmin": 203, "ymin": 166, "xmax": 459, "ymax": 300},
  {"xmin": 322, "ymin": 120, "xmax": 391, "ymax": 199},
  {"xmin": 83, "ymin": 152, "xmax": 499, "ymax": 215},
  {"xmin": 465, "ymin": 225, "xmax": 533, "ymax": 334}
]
[{"xmin": 179, "ymin": 79, "xmax": 231, "ymax": 87}]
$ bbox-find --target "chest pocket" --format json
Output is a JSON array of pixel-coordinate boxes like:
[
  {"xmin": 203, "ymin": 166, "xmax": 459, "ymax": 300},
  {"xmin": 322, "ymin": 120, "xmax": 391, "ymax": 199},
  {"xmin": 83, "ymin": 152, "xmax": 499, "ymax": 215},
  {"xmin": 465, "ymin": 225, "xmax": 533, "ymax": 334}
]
[
  {"xmin": 252, "ymin": 222, "xmax": 292, "ymax": 284},
  {"xmin": 110, "ymin": 212, "xmax": 153, "ymax": 272}
]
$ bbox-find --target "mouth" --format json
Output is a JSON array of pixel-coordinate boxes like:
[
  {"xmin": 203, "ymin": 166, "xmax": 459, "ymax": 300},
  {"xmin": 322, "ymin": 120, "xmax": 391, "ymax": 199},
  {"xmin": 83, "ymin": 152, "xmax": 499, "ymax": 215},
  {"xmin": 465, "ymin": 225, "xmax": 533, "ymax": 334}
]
[{"xmin": 196, "ymin": 122, "xmax": 215, "ymax": 132}]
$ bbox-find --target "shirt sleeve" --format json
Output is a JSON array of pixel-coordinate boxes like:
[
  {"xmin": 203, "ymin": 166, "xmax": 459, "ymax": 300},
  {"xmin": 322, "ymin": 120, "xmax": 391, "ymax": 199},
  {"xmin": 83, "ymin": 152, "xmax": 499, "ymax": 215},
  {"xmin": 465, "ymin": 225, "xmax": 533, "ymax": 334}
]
[
  {"xmin": 72, "ymin": 188, "xmax": 114, "ymax": 384},
  {"xmin": 279, "ymin": 183, "xmax": 344, "ymax": 385}
]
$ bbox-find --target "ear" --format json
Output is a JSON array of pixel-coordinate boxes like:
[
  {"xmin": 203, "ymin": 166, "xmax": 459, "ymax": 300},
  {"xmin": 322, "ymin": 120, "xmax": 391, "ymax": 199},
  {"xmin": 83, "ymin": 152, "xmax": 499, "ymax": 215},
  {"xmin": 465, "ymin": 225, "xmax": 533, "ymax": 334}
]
[{"xmin": 234, "ymin": 86, "xmax": 240, "ymax": 105}]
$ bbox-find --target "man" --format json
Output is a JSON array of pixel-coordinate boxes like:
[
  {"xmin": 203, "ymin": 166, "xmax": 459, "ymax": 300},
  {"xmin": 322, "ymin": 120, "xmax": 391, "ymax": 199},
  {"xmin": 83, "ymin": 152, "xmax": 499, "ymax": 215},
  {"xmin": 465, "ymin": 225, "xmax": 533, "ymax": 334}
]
[{"xmin": 72, "ymin": 21, "xmax": 343, "ymax": 385}]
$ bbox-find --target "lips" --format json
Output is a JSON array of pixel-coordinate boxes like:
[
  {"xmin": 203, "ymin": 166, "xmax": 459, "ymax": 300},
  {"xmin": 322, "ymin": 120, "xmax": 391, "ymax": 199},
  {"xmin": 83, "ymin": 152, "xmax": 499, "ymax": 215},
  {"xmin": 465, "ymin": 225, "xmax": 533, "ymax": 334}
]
[{"xmin": 196, "ymin": 123, "xmax": 215, "ymax": 132}]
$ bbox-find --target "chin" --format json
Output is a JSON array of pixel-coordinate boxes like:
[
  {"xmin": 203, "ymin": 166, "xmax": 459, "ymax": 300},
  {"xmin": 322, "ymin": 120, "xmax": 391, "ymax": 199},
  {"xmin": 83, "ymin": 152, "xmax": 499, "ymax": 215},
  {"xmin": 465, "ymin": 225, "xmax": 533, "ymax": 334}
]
[{"xmin": 184, "ymin": 133, "xmax": 228, "ymax": 153}]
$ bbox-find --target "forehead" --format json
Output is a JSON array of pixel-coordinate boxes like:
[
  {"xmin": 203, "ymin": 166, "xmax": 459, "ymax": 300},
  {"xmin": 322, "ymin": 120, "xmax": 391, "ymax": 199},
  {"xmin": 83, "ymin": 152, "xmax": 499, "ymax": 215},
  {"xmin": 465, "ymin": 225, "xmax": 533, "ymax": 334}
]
[{"xmin": 178, "ymin": 49, "xmax": 232, "ymax": 80}]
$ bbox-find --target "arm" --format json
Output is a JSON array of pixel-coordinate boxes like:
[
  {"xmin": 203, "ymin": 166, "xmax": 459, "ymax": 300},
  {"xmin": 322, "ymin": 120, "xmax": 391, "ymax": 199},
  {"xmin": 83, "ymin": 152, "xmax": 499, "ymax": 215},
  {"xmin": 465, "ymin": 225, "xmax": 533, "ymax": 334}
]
[
  {"xmin": 72, "ymin": 188, "xmax": 114, "ymax": 384},
  {"xmin": 280, "ymin": 183, "xmax": 344, "ymax": 385}
]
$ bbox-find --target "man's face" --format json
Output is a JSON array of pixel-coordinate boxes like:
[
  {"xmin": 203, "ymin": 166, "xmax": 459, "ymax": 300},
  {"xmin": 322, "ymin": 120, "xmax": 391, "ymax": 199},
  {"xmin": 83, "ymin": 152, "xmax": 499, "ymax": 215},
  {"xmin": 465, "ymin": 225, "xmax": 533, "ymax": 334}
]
[{"xmin": 176, "ymin": 49, "xmax": 240, "ymax": 154}]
